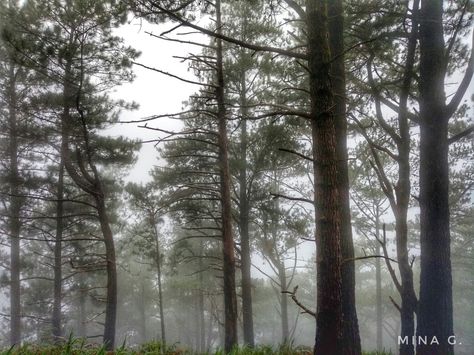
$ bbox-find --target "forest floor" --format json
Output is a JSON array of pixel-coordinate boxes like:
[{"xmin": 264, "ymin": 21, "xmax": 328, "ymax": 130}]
[{"xmin": 0, "ymin": 341, "xmax": 392, "ymax": 355}]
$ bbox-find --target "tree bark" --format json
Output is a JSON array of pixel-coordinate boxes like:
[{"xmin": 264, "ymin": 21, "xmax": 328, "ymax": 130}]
[
  {"xmin": 306, "ymin": 1, "xmax": 343, "ymax": 353},
  {"xmin": 59, "ymin": 42, "xmax": 118, "ymax": 350},
  {"xmin": 52, "ymin": 160, "xmax": 64, "ymax": 342},
  {"xmin": 216, "ymin": 0, "xmax": 238, "ymax": 351},
  {"xmin": 279, "ymin": 264, "xmax": 290, "ymax": 343},
  {"xmin": 139, "ymin": 280, "xmax": 147, "ymax": 344},
  {"xmin": 152, "ymin": 219, "xmax": 166, "ymax": 345},
  {"xmin": 198, "ymin": 244, "xmax": 206, "ymax": 352},
  {"xmin": 416, "ymin": 1, "xmax": 453, "ymax": 353},
  {"xmin": 95, "ymin": 195, "xmax": 117, "ymax": 350},
  {"xmin": 77, "ymin": 273, "xmax": 87, "ymax": 338},
  {"xmin": 239, "ymin": 71, "xmax": 255, "ymax": 347},
  {"xmin": 375, "ymin": 213, "xmax": 383, "ymax": 352},
  {"xmin": 7, "ymin": 61, "xmax": 21, "ymax": 347},
  {"xmin": 327, "ymin": 1, "xmax": 361, "ymax": 353}
]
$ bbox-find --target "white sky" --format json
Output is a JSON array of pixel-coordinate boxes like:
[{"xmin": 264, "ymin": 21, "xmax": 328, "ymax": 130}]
[
  {"xmin": 110, "ymin": 19, "xmax": 207, "ymax": 183},
  {"xmin": 108, "ymin": 16, "xmax": 473, "ymax": 280}
]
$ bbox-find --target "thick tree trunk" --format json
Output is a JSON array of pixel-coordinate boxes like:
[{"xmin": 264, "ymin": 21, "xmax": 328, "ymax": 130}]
[
  {"xmin": 327, "ymin": 1, "xmax": 361, "ymax": 354},
  {"xmin": 95, "ymin": 195, "xmax": 117, "ymax": 350},
  {"xmin": 52, "ymin": 160, "xmax": 64, "ymax": 341},
  {"xmin": 306, "ymin": 1, "xmax": 343, "ymax": 353},
  {"xmin": 215, "ymin": 0, "xmax": 238, "ymax": 352},
  {"xmin": 8, "ymin": 62, "xmax": 21, "ymax": 347},
  {"xmin": 416, "ymin": 1, "xmax": 453, "ymax": 354},
  {"xmin": 152, "ymin": 221, "xmax": 166, "ymax": 345},
  {"xmin": 239, "ymin": 76, "xmax": 255, "ymax": 347}
]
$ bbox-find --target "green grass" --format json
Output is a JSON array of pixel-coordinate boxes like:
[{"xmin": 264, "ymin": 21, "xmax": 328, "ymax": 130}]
[{"xmin": 1, "ymin": 339, "xmax": 393, "ymax": 355}]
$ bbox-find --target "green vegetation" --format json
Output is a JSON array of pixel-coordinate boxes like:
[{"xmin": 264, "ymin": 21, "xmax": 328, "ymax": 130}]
[{"xmin": 1, "ymin": 340, "xmax": 393, "ymax": 355}]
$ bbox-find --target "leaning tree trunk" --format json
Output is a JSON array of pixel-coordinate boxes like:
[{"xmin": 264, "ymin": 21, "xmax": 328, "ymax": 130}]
[
  {"xmin": 215, "ymin": 0, "xmax": 238, "ymax": 351},
  {"xmin": 7, "ymin": 61, "xmax": 21, "ymax": 347},
  {"xmin": 307, "ymin": 0, "xmax": 344, "ymax": 353},
  {"xmin": 59, "ymin": 45, "xmax": 118, "ymax": 350},
  {"xmin": 417, "ymin": 0, "xmax": 453, "ymax": 354},
  {"xmin": 52, "ymin": 160, "xmax": 64, "ymax": 342},
  {"xmin": 95, "ymin": 195, "xmax": 117, "ymax": 350},
  {"xmin": 328, "ymin": 1, "xmax": 361, "ymax": 353}
]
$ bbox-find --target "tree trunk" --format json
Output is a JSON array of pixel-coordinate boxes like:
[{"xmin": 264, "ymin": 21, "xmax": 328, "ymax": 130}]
[
  {"xmin": 395, "ymin": 4, "xmax": 419, "ymax": 354},
  {"xmin": 7, "ymin": 61, "xmax": 21, "ymax": 347},
  {"xmin": 327, "ymin": 1, "xmax": 361, "ymax": 354},
  {"xmin": 279, "ymin": 264, "xmax": 290, "ymax": 343},
  {"xmin": 239, "ymin": 73, "xmax": 255, "ymax": 347},
  {"xmin": 215, "ymin": 0, "xmax": 238, "ymax": 352},
  {"xmin": 396, "ymin": 157, "xmax": 417, "ymax": 355},
  {"xmin": 139, "ymin": 280, "xmax": 147, "ymax": 344},
  {"xmin": 417, "ymin": 2, "xmax": 453, "ymax": 354},
  {"xmin": 52, "ymin": 160, "xmax": 64, "ymax": 342},
  {"xmin": 152, "ymin": 220, "xmax": 166, "ymax": 345},
  {"xmin": 95, "ymin": 195, "xmax": 117, "ymax": 350},
  {"xmin": 375, "ymin": 214, "xmax": 383, "ymax": 352},
  {"xmin": 77, "ymin": 273, "xmax": 87, "ymax": 338},
  {"xmin": 306, "ymin": 1, "xmax": 343, "ymax": 353},
  {"xmin": 198, "ymin": 248, "xmax": 206, "ymax": 352}
]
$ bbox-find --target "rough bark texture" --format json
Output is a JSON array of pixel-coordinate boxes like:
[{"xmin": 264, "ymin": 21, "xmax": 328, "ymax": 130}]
[
  {"xmin": 52, "ymin": 160, "xmax": 64, "ymax": 341},
  {"xmin": 306, "ymin": 1, "xmax": 343, "ymax": 353},
  {"xmin": 8, "ymin": 61, "xmax": 21, "ymax": 347},
  {"xmin": 416, "ymin": 1, "xmax": 454, "ymax": 354},
  {"xmin": 327, "ymin": 1, "xmax": 361, "ymax": 353},
  {"xmin": 216, "ymin": 0, "xmax": 238, "ymax": 351}
]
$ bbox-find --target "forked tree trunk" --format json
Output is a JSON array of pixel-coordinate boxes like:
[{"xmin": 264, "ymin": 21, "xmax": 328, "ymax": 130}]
[
  {"xmin": 215, "ymin": 0, "xmax": 238, "ymax": 351},
  {"xmin": 306, "ymin": 0, "xmax": 344, "ymax": 353}
]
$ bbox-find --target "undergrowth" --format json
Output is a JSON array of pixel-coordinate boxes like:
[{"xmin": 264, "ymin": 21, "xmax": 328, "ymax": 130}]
[{"xmin": 1, "ymin": 337, "xmax": 393, "ymax": 355}]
